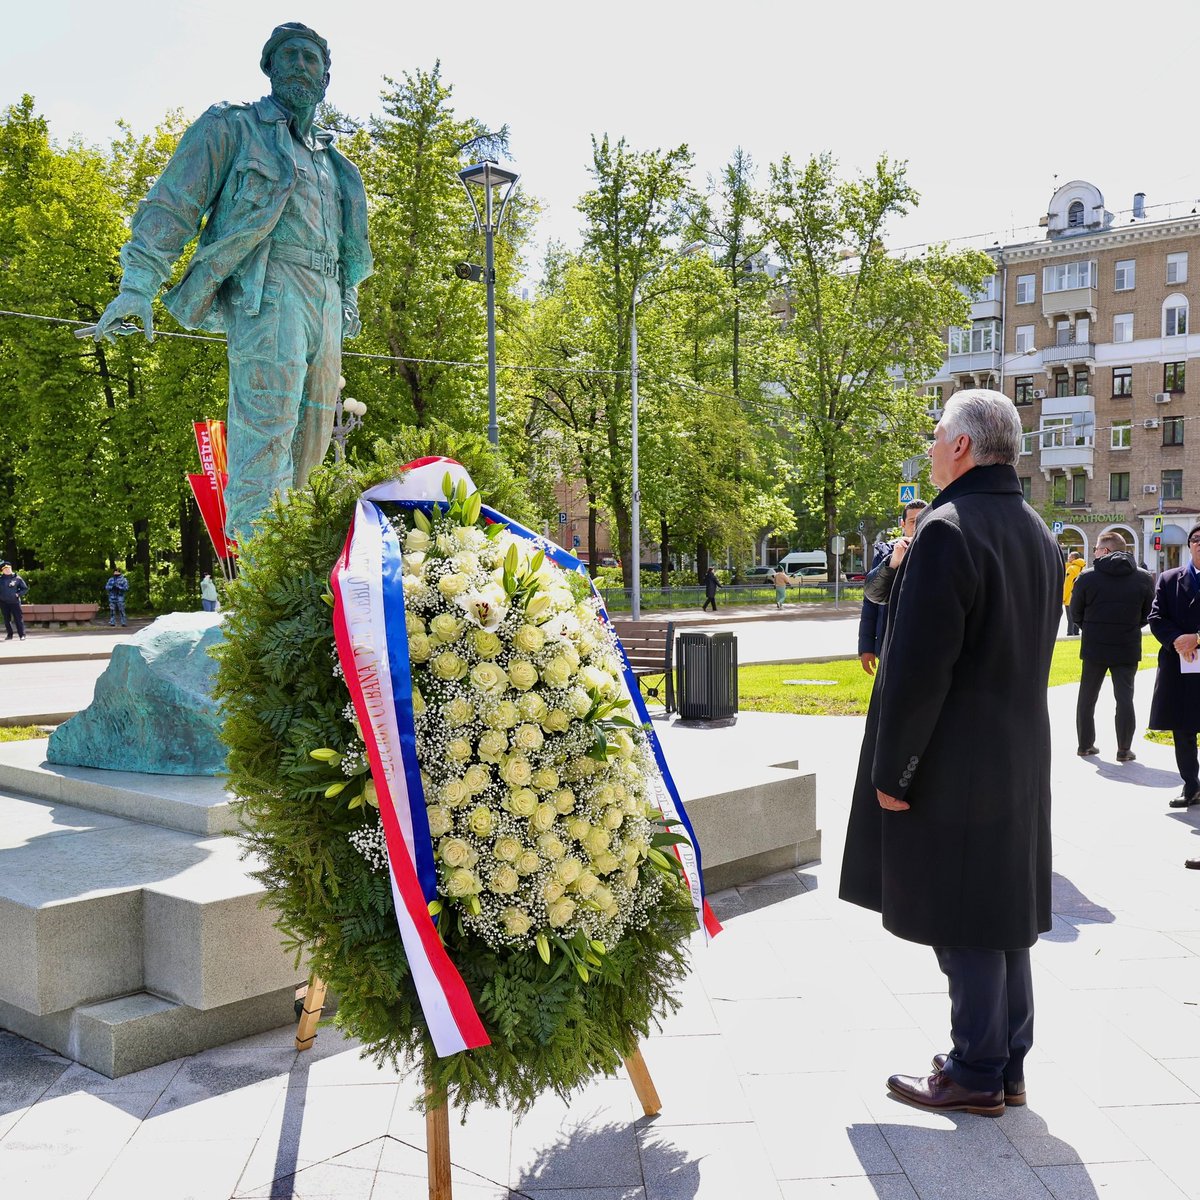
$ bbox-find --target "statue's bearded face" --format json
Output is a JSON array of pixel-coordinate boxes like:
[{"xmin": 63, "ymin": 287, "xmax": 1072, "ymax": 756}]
[{"xmin": 269, "ymin": 37, "xmax": 328, "ymax": 110}]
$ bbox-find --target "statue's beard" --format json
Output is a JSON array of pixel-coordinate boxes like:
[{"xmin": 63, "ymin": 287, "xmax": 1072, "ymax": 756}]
[{"xmin": 271, "ymin": 73, "xmax": 326, "ymax": 112}]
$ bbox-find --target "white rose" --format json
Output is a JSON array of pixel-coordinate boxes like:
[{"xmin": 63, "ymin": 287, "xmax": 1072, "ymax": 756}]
[
  {"xmin": 515, "ymin": 849, "xmax": 541, "ymax": 876},
  {"xmin": 438, "ymin": 573, "xmax": 470, "ymax": 599},
  {"xmin": 531, "ymin": 803, "xmax": 557, "ymax": 832},
  {"xmin": 565, "ymin": 688, "xmax": 592, "ymax": 718},
  {"xmin": 446, "ymin": 868, "xmax": 481, "ymax": 897},
  {"xmin": 470, "ymin": 662, "xmax": 508, "ymax": 694},
  {"xmin": 553, "ymin": 788, "xmax": 576, "ymax": 814},
  {"xmin": 493, "ymin": 836, "xmax": 522, "ymax": 862},
  {"xmin": 501, "ymin": 907, "xmax": 533, "ymax": 936},
  {"xmin": 426, "ymin": 805, "xmax": 452, "ymax": 837},
  {"xmin": 446, "ymin": 737, "xmax": 472, "ymax": 763},
  {"xmin": 489, "ymin": 865, "xmax": 520, "ymax": 895},
  {"xmin": 477, "ymin": 730, "xmax": 508, "ymax": 762},
  {"xmin": 603, "ymin": 805, "xmax": 624, "ymax": 830},
  {"xmin": 593, "ymin": 851, "xmax": 621, "ymax": 875},
  {"xmin": 548, "ymin": 897, "xmax": 576, "ymax": 927},
  {"xmin": 583, "ymin": 826, "xmax": 611, "ymax": 857},
  {"xmin": 513, "ymin": 624, "xmax": 546, "ymax": 654},
  {"xmin": 555, "ymin": 857, "xmax": 583, "ymax": 885},
  {"xmin": 540, "ymin": 657, "xmax": 573, "ymax": 689},
  {"xmin": 472, "ymin": 629, "xmax": 503, "ymax": 659},
  {"xmin": 439, "ymin": 837, "xmax": 475, "ymax": 868},
  {"xmin": 531, "ymin": 767, "xmax": 559, "ymax": 792},
  {"xmin": 463, "ymin": 763, "xmax": 491, "ymax": 794},
  {"xmin": 408, "ymin": 632, "xmax": 432, "ymax": 663},
  {"xmin": 453, "ymin": 525, "xmax": 487, "ymax": 551},
  {"xmin": 404, "ymin": 528, "xmax": 430, "ymax": 553},
  {"xmin": 543, "ymin": 879, "xmax": 566, "ymax": 903},
  {"xmin": 542, "ymin": 709, "xmax": 571, "ymax": 733},
  {"xmin": 402, "ymin": 551, "xmax": 427, "ymax": 575},
  {"xmin": 483, "ymin": 700, "xmax": 519, "ymax": 729},
  {"xmin": 405, "ymin": 612, "xmax": 426, "ymax": 635},
  {"xmin": 444, "ymin": 696, "xmax": 474, "ymax": 726},
  {"xmin": 516, "ymin": 692, "xmax": 548, "ymax": 722},
  {"xmin": 430, "ymin": 651, "xmax": 467, "ymax": 681},
  {"xmin": 429, "ymin": 613, "xmax": 463, "ymax": 642},
  {"xmin": 499, "ymin": 754, "xmax": 533, "ymax": 788},
  {"xmin": 537, "ymin": 832, "xmax": 566, "ymax": 860},
  {"xmin": 467, "ymin": 805, "xmax": 494, "ymax": 837},
  {"xmin": 513, "ymin": 723, "xmax": 545, "ymax": 752},
  {"xmin": 452, "ymin": 551, "xmax": 481, "ymax": 576},
  {"xmin": 507, "ymin": 659, "xmax": 539, "ymax": 692},
  {"xmin": 507, "ymin": 788, "xmax": 538, "ymax": 817},
  {"xmin": 441, "ymin": 778, "xmax": 470, "ymax": 808},
  {"xmin": 573, "ymin": 870, "xmax": 599, "ymax": 899}
]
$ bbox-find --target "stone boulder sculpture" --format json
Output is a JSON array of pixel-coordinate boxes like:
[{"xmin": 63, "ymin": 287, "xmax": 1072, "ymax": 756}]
[{"xmin": 48, "ymin": 612, "xmax": 226, "ymax": 776}]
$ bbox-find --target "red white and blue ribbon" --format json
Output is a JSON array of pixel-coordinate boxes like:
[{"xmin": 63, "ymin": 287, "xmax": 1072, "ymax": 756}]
[
  {"xmin": 331, "ymin": 457, "xmax": 489, "ymax": 1057},
  {"xmin": 331, "ymin": 455, "xmax": 719, "ymax": 1057}
]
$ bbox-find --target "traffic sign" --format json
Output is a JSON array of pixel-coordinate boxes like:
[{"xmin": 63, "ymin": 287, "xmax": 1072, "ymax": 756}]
[
  {"xmin": 899, "ymin": 483, "xmax": 918, "ymax": 504},
  {"xmin": 830, "ymin": 535, "xmax": 846, "ymax": 555},
  {"xmin": 1051, "ymin": 521, "xmax": 1064, "ymax": 535},
  {"xmin": 1153, "ymin": 515, "xmax": 1163, "ymax": 533},
  {"xmin": 558, "ymin": 511, "xmax": 568, "ymax": 525}
]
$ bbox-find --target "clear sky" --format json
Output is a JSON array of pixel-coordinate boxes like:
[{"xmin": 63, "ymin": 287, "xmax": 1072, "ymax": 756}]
[{"xmin": 8, "ymin": 0, "xmax": 1200, "ymax": 280}]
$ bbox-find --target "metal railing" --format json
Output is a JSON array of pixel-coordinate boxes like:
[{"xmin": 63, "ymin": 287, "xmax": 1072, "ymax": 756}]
[{"xmin": 592, "ymin": 581, "xmax": 863, "ymax": 614}]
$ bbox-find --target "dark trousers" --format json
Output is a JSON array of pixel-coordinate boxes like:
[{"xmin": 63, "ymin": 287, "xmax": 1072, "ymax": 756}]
[
  {"xmin": 1172, "ymin": 730, "xmax": 1200, "ymax": 796},
  {"xmin": 1076, "ymin": 659, "xmax": 1137, "ymax": 753},
  {"xmin": 1, "ymin": 601, "xmax": 24, "ymax": 638},
  {"xmin": 702, "ymin": 595, "xmax": 717, "ymax": 612},
  {"xmin": 933, "ymin": 945, "xmax": 1033, "ymax": 1091},
  {"xmin": 1064, "ymin": 604, "xmax": 1079, "ymax": 635}
]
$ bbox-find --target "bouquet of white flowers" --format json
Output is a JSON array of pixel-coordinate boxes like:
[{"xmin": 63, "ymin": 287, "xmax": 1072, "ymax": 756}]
[{"xmin": 334, "ymin": 470, "xmax": 675, "ymax": 971}]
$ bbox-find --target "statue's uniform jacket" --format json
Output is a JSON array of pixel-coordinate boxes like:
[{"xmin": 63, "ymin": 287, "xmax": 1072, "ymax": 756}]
[{"xmin": 117, "ymin": 95, "xmax": 373, "ymax": 538}]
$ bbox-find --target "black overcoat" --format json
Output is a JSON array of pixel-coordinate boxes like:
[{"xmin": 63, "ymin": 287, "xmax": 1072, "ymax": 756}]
[
  {"xmin": 1147, "ymin": 565, "xmax": 1200, "ymax": 732},
  {"xmin": 838, "ymin": 464, "xmax": 1063, "ymax": 950}
]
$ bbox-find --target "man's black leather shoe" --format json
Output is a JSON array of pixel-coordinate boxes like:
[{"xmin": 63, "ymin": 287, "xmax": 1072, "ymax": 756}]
[
  {"xmin": 1186, "ymin": 859, "xmax": 1200, "ymax": 869},
  {"xmin": 1077, "ymin": 746, "xmax": 1099, "ymax": 757},
  {"xmin": 1116, "ymin": 750, "xmax": 1136, "ymax": 763},
  {"xmin": 1169, "ymin": 792, "xmax": 1200, "ymax": 808},
  {"xmin": 932, "ymin": 1054, "xmax": 1025, "ymax": 1106},
  {"xmin": 887, "ymin": 1069, "xmax": 1003, "ymax": 1117}
]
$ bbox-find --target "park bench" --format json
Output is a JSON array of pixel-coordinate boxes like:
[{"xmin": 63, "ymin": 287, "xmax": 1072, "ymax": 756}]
[
  {"xmin": 20, "ymin": 603, "xmax": 100, "ymax": 628},
  {"xmin": 611, "ymin": 618, "xmax": 675, "ymax": 714}
]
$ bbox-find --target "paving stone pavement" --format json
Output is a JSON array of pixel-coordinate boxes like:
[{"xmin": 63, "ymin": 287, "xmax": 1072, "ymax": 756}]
[{"xmin": 3, "ymin": 672, "xmax": 1200, "ymax": 1198}]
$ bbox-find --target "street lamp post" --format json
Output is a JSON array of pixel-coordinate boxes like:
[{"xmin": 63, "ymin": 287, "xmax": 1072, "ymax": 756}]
[
  {"xmin": 630, "ymin": 240, "xmax": 705, "ymax": 621},
  {"xmin": 458, "ymin": 161, "xmax": 520, "ymax": 447},
  {"xmin": 330, "ymin": 375, "xmax": 367, "ymax": 463}
]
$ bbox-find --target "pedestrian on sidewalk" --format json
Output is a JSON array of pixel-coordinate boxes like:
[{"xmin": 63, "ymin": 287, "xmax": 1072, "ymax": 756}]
[
  {"xmin": 105, "ymin": 568, "xmax": 129, "ymax": 627},
  {"xmin": 1147, "ymin": 524, "xmax": 1200, "ymax": 811},
  {"xmin": 840, "ymin": 390, "xmax": 1062, "ymax": 1118},
  {"xmin": 200, "ymin": 573, "xmax": 219, "ymax": 612},
  {"xmin": 702, "ymin": 567, "xmax": 719, "ymax": 612},
  {"xmin": 858, "ymin": 500, "xmax": 928, "ymax": 674},
  {"xmin": 1069, "ymin": 532, "xmax": 1153, "ymax": 761},
  {"xmin": 0, "ymin": 561, "xmax": 28, "ymax": 641},
  {"xmin": 1063, "ymin": 551, "xmax": 1085, "ymax": 635},
  {"xmin": 771, "ymin": 567, "xmax": 792, "ymax": 610}
]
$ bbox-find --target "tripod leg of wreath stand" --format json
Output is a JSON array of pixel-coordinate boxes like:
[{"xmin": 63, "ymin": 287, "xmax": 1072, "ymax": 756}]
[
  {"xmin": 624, "ymin": 1045, "xmax": 662, "ymax": 1116},
  {"xmin": 295, "ymin": 973, "xmax": 328, "ymax": 1052},
  {"xmin": 425, "ymin": 1083, "xmax": 453, "ymax": 1200}
]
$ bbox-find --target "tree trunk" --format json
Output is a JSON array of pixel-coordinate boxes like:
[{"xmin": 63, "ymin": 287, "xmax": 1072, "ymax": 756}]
[
  {"xmin": 133, "ymin": 517, "xmax": 151, "ymax": 597},
  {"xmin": 696, "ymin": 539, "xmax": 709, "ymax": 585},
  {"xmin": 660, "ymin": 519, "xmax": 670, "ymax": 591}
]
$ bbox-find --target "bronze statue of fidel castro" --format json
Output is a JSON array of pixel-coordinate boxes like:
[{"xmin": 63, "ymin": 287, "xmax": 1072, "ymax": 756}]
[{"xmin": 94, "ymin": 22, "xmax": 373, "ymax": 541}]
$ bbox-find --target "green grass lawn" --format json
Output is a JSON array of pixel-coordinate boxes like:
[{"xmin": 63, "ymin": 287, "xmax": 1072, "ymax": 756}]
[
  {"xmin": 734, "ymin": 633, "xmax": 1161, "ymax": 717},
  {"xmin": 0, "ymin": 724, "xmax": 50, "ymax": 742}
]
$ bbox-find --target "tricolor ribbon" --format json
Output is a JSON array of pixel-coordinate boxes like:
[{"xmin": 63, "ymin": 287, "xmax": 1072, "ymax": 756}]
[{"xmin": 330, "ymin": 456, "xmax": 719, "ymax": 1057}]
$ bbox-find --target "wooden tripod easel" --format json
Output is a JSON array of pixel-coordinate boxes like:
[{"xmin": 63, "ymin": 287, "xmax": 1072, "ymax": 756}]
[{"xmin": 295, "ymin": 973, "xmax": 662, "ymax": 1200}]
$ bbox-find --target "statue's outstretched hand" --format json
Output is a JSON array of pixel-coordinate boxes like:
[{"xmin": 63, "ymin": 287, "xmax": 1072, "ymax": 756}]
[
  {"xmin": 94, "ymin": 292, "xmax": 155, "ymax": 343},
  {"xmin": 342, "ymin": 302, "xmax": 362, "ymax": 341}
]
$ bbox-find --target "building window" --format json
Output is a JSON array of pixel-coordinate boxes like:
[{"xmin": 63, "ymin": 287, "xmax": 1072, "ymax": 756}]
[
  {"xmin": 1016, "ymin": 275, "xmax": 1035, "ymax": 304},
  {"xmin": 1052, "ymin": 372, "xmax": 1070, "ymax": 398},
  {"xmin": 1115, "ymin": 259, "xmax": 1136, "ymax": 291},
  {"xmin": 948, "ymin": 319, "xmax": 1000, "ymax": 355},
  {"xmin": 1164, "ymin": 361, "xmax": 1186, "ymax": 392},
  {"xmin": 973, "ymin": 276, "xmax": 999, "ymax": 303},
  {"xmin": 1014, "ymin": 325, "xmax": 1035, "ymax": 353},
  {"xmin": 1052, "ymin": 474, "xmax": 1068, "ymax": 504},
  {"xmin": 1112, "ymin": 366, "xmax": 1133, "ymax": 396},
  {"xmin": 1163, "ymin": 416, "xmax": 1185, "ymax": 446},
  {"xmin": 1109, "ymin": 472, "xmax": 1130, "ymax": 502},
  {"xmin": 1113, "ymin": 312, "xmax": 1133, "ymax": 343},
  {"xmin": 1044, "ymin": 259, "xmax": 1096, "ymax": 292},
  {"xmin": 1068, "ymin": 201, "xmax": 1085, "ymax": 228},
  {"xmin": 1165, "ymin": 301, "xmax": 1189, "ymax": 337},
  {"xmin": 1071, "ymin": 474, "xmax": 1087, "ymax": 504},
  {"xmin": 1074, "ymin": 368, "xmax": 1090, "ymax": 396},
  {"xmin": 1162, "ymin": 469, "xmax": 1183, "ymax": 500},
  {"xmin": 1014, "ymin": 376, "xmax": 1035, "ymax": 405},
  {"xmin": 1167, "ymin": 252, "xmax": 1189, "ymax": 285},
  {"xmin": 1020, "ymin": 476, "xmax": 1032, "ymax": 502},
  {"xmin": 1111, "ymin": 420, "xmax": 1132, "ymax": 450},
  {"xmin": 1055, "ymin": 318, "xmax": 1072, "ymax": 347},
  {"xmin": 1020, "ymin": 431, "xmax": 1035, "ymax": 456},
  {"xmin": 1042, "ymin": 413, "xmax": 1093, "ymax": 449}
]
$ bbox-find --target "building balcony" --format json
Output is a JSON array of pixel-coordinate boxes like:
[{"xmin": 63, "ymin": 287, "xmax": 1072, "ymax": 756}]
[
  {"xmin": 1042, "ymin": 286, "xmax": 1098, "ymax": 321},
  {"xmin": 970, "ymin": 299, "xmax": 1002, "ymax": 321},
  {"xmin": 946, "ymin": 349, "xmax": 1001, "ymax": 375},
  {"xmin": 1040, "ymin": 442, "xmax": 1094, "ymax": 476},
  {"xmin": 1041, "ymin": 341, "xmax": 1095, "ymax": 367}
]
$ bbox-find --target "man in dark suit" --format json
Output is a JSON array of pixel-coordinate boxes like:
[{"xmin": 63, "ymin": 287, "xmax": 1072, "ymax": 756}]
[
  {"xmin": 858, "ymin": 500, "xmax": 927, "ymax": 675},
  {"xmin": 1148, "ymin": 524, "xmax": 1200, "ymax": 821},
  {"xmin": 840, "ymin": 389, "xmax": 1062, "ymax": 1117},
  {"xmin": 1068, "ymin": 531, "xmax": 1154, "ymax": 761}
]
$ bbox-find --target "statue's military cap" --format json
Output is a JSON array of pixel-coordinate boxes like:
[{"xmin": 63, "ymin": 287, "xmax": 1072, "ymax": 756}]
[{"xmin": 260, "ymin": 23, "xmax": 330, "ymax": 74}]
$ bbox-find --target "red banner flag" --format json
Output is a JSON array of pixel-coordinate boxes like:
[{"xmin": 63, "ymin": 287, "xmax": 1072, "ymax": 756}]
[{"xmin": 188, "ymin": 473, "xmax": 235, "ymax": 559}]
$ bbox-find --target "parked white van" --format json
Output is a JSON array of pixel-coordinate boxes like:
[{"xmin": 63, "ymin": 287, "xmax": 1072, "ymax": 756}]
[{"xmin": 777, "ymin": 550, "xmax": 828, "ymax": 581}]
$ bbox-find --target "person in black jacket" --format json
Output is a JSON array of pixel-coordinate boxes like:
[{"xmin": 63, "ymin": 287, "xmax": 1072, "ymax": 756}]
[
  {"xmin": 1068, "ymin": 532, "xmax": 1154, "ymax": 762},
  {"xmin": 0, "ymin": 561, "xmax": 29, "ymax": 640},
  {"xmin": 858, "ymin": 500, "xmax": 928, "ymax": 674},
  {"xmin": 841, "ymin": 390, "xmax": 1062, "ymax": 1118},
  {"xmin": 702, "ymin": 567, "xmax": 718, "ymax": 612}
]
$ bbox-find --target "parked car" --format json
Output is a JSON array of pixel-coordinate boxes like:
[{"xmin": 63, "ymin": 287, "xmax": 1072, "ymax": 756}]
[
  {"xmin": 742, "ymin": 566, "xmax": 775, "ymax": 579},
  {"xmin": 845, "ymin": 570, "xmax": 867, "ymax": 582},
  {"xmin": 792, "ymin": 565, "xmax": 828, "ymax": 582}
]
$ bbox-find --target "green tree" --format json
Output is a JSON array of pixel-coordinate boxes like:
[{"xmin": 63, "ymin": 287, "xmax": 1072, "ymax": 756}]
[{"xmin": 757, "ymin": 153, "xmax": 992, "ymax": 572}]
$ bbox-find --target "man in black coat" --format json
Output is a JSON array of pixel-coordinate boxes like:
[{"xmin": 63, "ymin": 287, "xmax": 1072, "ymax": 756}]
[
  {"xmin": 1068, "ymin": 532, "xmax": 1154, "ymax": 762},
  {"xmin": 839, "ymin": 390, "xmax": 1062, "ymax": 1117},
  {"xmin": 858, "ymin": 500, "xmax": 928, "ymax": 675},
  {"xmin": 1148, "ymin": 523, "xmax": 1200, "ymax": 812},
  {"xmin": 0, "ymin": 561, "xmax": 28, "ymax": 641}
]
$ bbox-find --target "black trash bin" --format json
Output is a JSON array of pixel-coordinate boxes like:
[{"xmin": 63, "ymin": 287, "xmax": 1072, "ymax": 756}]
[{"xmin": 676, "ymin": 631, "xmax": 738, "ymax": 724}]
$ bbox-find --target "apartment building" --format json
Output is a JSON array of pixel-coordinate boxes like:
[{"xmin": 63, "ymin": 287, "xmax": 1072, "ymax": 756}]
[{"xmin": 928, "ymin": 179, "xmax": 1200, "ymax": 569}]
